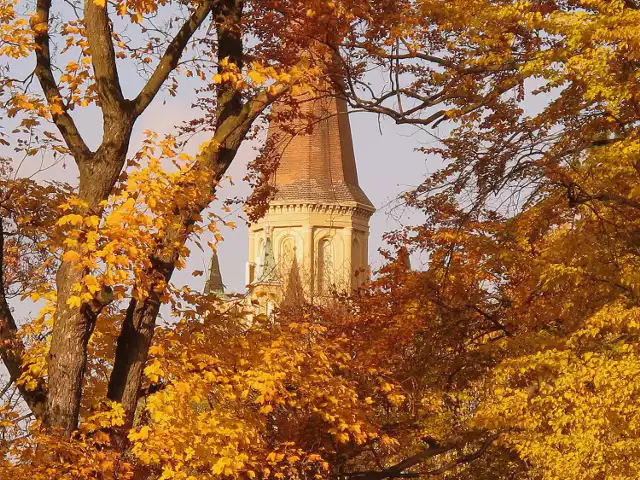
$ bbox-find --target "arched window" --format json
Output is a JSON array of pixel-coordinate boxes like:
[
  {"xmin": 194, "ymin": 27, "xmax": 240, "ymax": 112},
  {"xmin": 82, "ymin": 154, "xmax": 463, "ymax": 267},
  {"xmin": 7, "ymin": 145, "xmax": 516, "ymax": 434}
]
[
  {"xmin": 280, "ymin": 237, "xmax": 296, "ymax": 277},
  {"xmin": 317, "ymin": 238, "xmax": 334, "ymax": 294}
]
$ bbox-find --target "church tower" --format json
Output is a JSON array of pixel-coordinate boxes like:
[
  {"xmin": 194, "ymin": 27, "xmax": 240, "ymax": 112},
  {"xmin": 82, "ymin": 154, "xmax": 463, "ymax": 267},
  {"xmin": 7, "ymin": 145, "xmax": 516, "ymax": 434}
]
[{"xmin": 246, "ymin": 76, "xmax": 375, "ymax": 304}]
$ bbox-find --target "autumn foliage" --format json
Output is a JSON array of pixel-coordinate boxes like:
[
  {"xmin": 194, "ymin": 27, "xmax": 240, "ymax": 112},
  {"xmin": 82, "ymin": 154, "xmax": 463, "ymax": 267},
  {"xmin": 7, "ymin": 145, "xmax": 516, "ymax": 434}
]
[{"xmin": 1, "ymin": 0, "xmax": 640, "ymax": 479}]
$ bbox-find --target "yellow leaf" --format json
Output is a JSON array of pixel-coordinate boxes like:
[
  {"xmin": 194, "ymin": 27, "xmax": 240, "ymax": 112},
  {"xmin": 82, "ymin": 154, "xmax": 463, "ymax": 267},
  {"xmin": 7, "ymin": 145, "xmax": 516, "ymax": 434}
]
[
  {"xmin": 129, "ymin": 425, "xmax": 151, "ymax": 442},
  {"xmin": 248, "ymin": 70, "xmax": 267, "ymax": 85},
  {"xmin": 67, "ymin": 295, "xmax": 82, "ymax": 308},
  {"xmin": 63, "ymin": 250, "xmax": 81, "ymax": 262},
  {"xmin": 85, "ymin": 215, "xmax": 101, "ymax": 227},
  {"xmin": 58, "ymin": 214, "xmax": 84, "ymax": 226}
]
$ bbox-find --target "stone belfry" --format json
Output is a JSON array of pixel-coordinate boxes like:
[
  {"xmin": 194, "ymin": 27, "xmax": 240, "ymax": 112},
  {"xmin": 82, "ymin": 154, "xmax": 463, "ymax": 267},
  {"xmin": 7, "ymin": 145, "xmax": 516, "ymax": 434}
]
[{"xmin": 246, "ymin": 65, "xmax": 375, "ymax": 304}]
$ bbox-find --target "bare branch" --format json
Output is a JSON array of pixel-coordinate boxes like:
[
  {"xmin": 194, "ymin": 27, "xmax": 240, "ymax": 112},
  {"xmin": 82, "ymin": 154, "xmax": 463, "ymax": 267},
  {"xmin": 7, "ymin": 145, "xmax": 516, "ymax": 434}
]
[
  {"xmin": 84, "ymin": 0, "xmax": 126, "ymax": 116},
  {"xmin": 342, "ymin": 443, "xmax": 454, "ymax": 480},
  {"xmin": 424, "ymin": 435, "xmax": 499, "ymax": 476},
  {"xmin": 342, "ymin": 436, "xmax": 498, "ymax": 480},
  {"xmin": 32, "ymin": 0, "xmax": 90, "ymax": 161},
  {"xmin": 133, "ymin": 1, "xmax": 216, "ymax": 116}
]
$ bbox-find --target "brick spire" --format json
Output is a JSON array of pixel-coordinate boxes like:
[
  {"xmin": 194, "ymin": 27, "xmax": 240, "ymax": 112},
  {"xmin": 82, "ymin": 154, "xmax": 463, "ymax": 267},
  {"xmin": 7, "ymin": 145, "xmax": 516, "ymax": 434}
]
[{"xmin": 267, "ymin": 80, "xmax": 373, "ymax": 209}]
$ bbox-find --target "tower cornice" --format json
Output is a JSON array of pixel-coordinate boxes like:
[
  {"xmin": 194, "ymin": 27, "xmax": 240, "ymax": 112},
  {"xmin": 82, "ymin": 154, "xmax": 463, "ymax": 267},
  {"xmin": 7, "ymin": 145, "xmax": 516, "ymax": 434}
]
[{"xmin": 260, "ymin": 201, "xmax": 375, "ymax": 220}]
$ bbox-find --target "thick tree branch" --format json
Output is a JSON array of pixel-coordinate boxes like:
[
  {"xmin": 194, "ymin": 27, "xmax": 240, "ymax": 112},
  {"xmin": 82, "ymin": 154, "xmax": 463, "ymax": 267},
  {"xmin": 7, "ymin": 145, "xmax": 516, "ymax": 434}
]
[
  {"xmin": 32, "ymin": 0, "xmax": 90, "ymax": 161},
  {"xmin": 343, "ymin": 436, "xmax": 498, "ymax": 480},
  {"xmin": 423, "ymin": 435, "xmax": 498, "ymax": 475},
  {"xmin": 215, "ymin": 0, "xmax": 244, "ymax": 127},
  {"xmin": 567, "ymin": 187, "xmax": 640, "ymax": 211},
  {"xmin": 470, "ymin": 305, "xmax": 513, "ymax": 337},
  {"xmin": 133, "ymin": 1, "xmax": 216, "ymax": 116},
  {"xmin": 0, "ymin": 221, "xmax": 46, "ymax": 416},
  {"xmin": 107, "ymin": 0, "xmax": 287, "ymax": 425},
  {"xmin": 84, "ymin": 0, "xmax": 126, "ymax": 116}
]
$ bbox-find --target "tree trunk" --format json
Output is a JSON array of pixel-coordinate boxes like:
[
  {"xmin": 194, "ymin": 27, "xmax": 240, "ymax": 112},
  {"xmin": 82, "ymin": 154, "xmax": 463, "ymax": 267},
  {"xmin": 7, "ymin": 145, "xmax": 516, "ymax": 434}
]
[
  {"xmin": 33, "ymin": 0, "xmax": 210, "ymax": 434},
  {"xmin": 45, "ymin": 131, "xmax": 132, "ymax": 433},
  {"xmin": 106, "ymin": 0, "xmax": 248, "ymax": 426},
  {"xmin": 107, "ymin": 259, "xmax": 174, "ymax": 425},
  {"xmin": 44, "ymin": 263, "xmax": 92, "ymax": 434}
]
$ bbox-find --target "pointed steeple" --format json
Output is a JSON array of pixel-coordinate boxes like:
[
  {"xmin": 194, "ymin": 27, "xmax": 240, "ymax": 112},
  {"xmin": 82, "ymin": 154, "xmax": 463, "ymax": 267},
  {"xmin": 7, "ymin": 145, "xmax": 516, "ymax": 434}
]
[
  {"xmin": 266, "ymin": 75, "xmax": 373, "ymax": 209},
  {"xmin": 204, "ymin": 250, "xmax": 225, "ymax": 295}
]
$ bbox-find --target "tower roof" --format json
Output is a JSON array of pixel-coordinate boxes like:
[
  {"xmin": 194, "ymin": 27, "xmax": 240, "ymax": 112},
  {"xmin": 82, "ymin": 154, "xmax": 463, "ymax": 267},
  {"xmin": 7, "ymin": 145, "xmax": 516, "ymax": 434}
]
[{"xmin": 267, "ymin": 83, "xmax": 374, "ymax": 210}]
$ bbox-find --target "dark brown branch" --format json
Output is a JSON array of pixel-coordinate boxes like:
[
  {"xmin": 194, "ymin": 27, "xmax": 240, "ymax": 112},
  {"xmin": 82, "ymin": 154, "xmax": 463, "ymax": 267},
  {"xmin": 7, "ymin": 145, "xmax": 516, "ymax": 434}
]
[
  {"xmin": 555, "ymin": 136, "xmax": 625, "ymax": 162},
  {"xmin": 133, "ymin": 1, "xmax": 216, "ymax": 116},
  {"xmin": 0, "ymin": 221, "xmax": 46, "ymax": 416},
  {"xmin": 215, "ymin": 0, "xmax": 244, "ymax": 127},
  {"xmin": 32, "ymin": 0, "xmax": 90, "ymax": 161},
  {"xmin": 342, "ymin": 443, "xmax": 454, "ymax": 480},
  {"xmin": 423, "ymin": 435, "xmax": 498, "ymax": 476},
  {"xmin": 343, "ymin": 435, "xmax": 498, "ymax": 480},
  {"xmin": 579, "ymin": 193, "xmax": 640, "ymax": 211},
  {"xmin": 470, "ymin": 305, "xmax": 513, "ymax": 337}
]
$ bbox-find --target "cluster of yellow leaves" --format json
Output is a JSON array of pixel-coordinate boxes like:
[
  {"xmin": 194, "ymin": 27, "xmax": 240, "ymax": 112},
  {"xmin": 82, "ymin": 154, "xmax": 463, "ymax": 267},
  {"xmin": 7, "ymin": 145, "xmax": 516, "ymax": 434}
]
[
  {"xmin": 0, "ymin": 416, "xmax": 133, "ymax": 480},
  {"xmin": 386, "ymin": 118, "xmax": 640, "ymax": 478},
  {"xmin": 0, "ymin": 0, "xmax": 31, "ymax": 59},
  {"xmin": 477, "ymin": 302, "xmax": 640, "ymax": 479},
  {"xmin": 16, "ymin": 307, "xmax": 52, "ymax": 392},
  {"xmin": 213, "ymin": 58, "xmax": 321, "ymax": 95},
  {"xmin": 127, "ymin": 311, "xmax": 384, "ymax": 479},
  {"xmin": 466, "ymin": 135, "xmax": 640, "ymax": 478}
]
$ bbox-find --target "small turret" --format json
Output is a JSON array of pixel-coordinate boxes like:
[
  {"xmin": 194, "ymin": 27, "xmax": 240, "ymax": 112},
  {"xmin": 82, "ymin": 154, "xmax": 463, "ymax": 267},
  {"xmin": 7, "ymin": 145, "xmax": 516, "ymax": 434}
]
[{"xmin": 204, "ymin": 250, "xmax": 225, "ymax": 295}]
